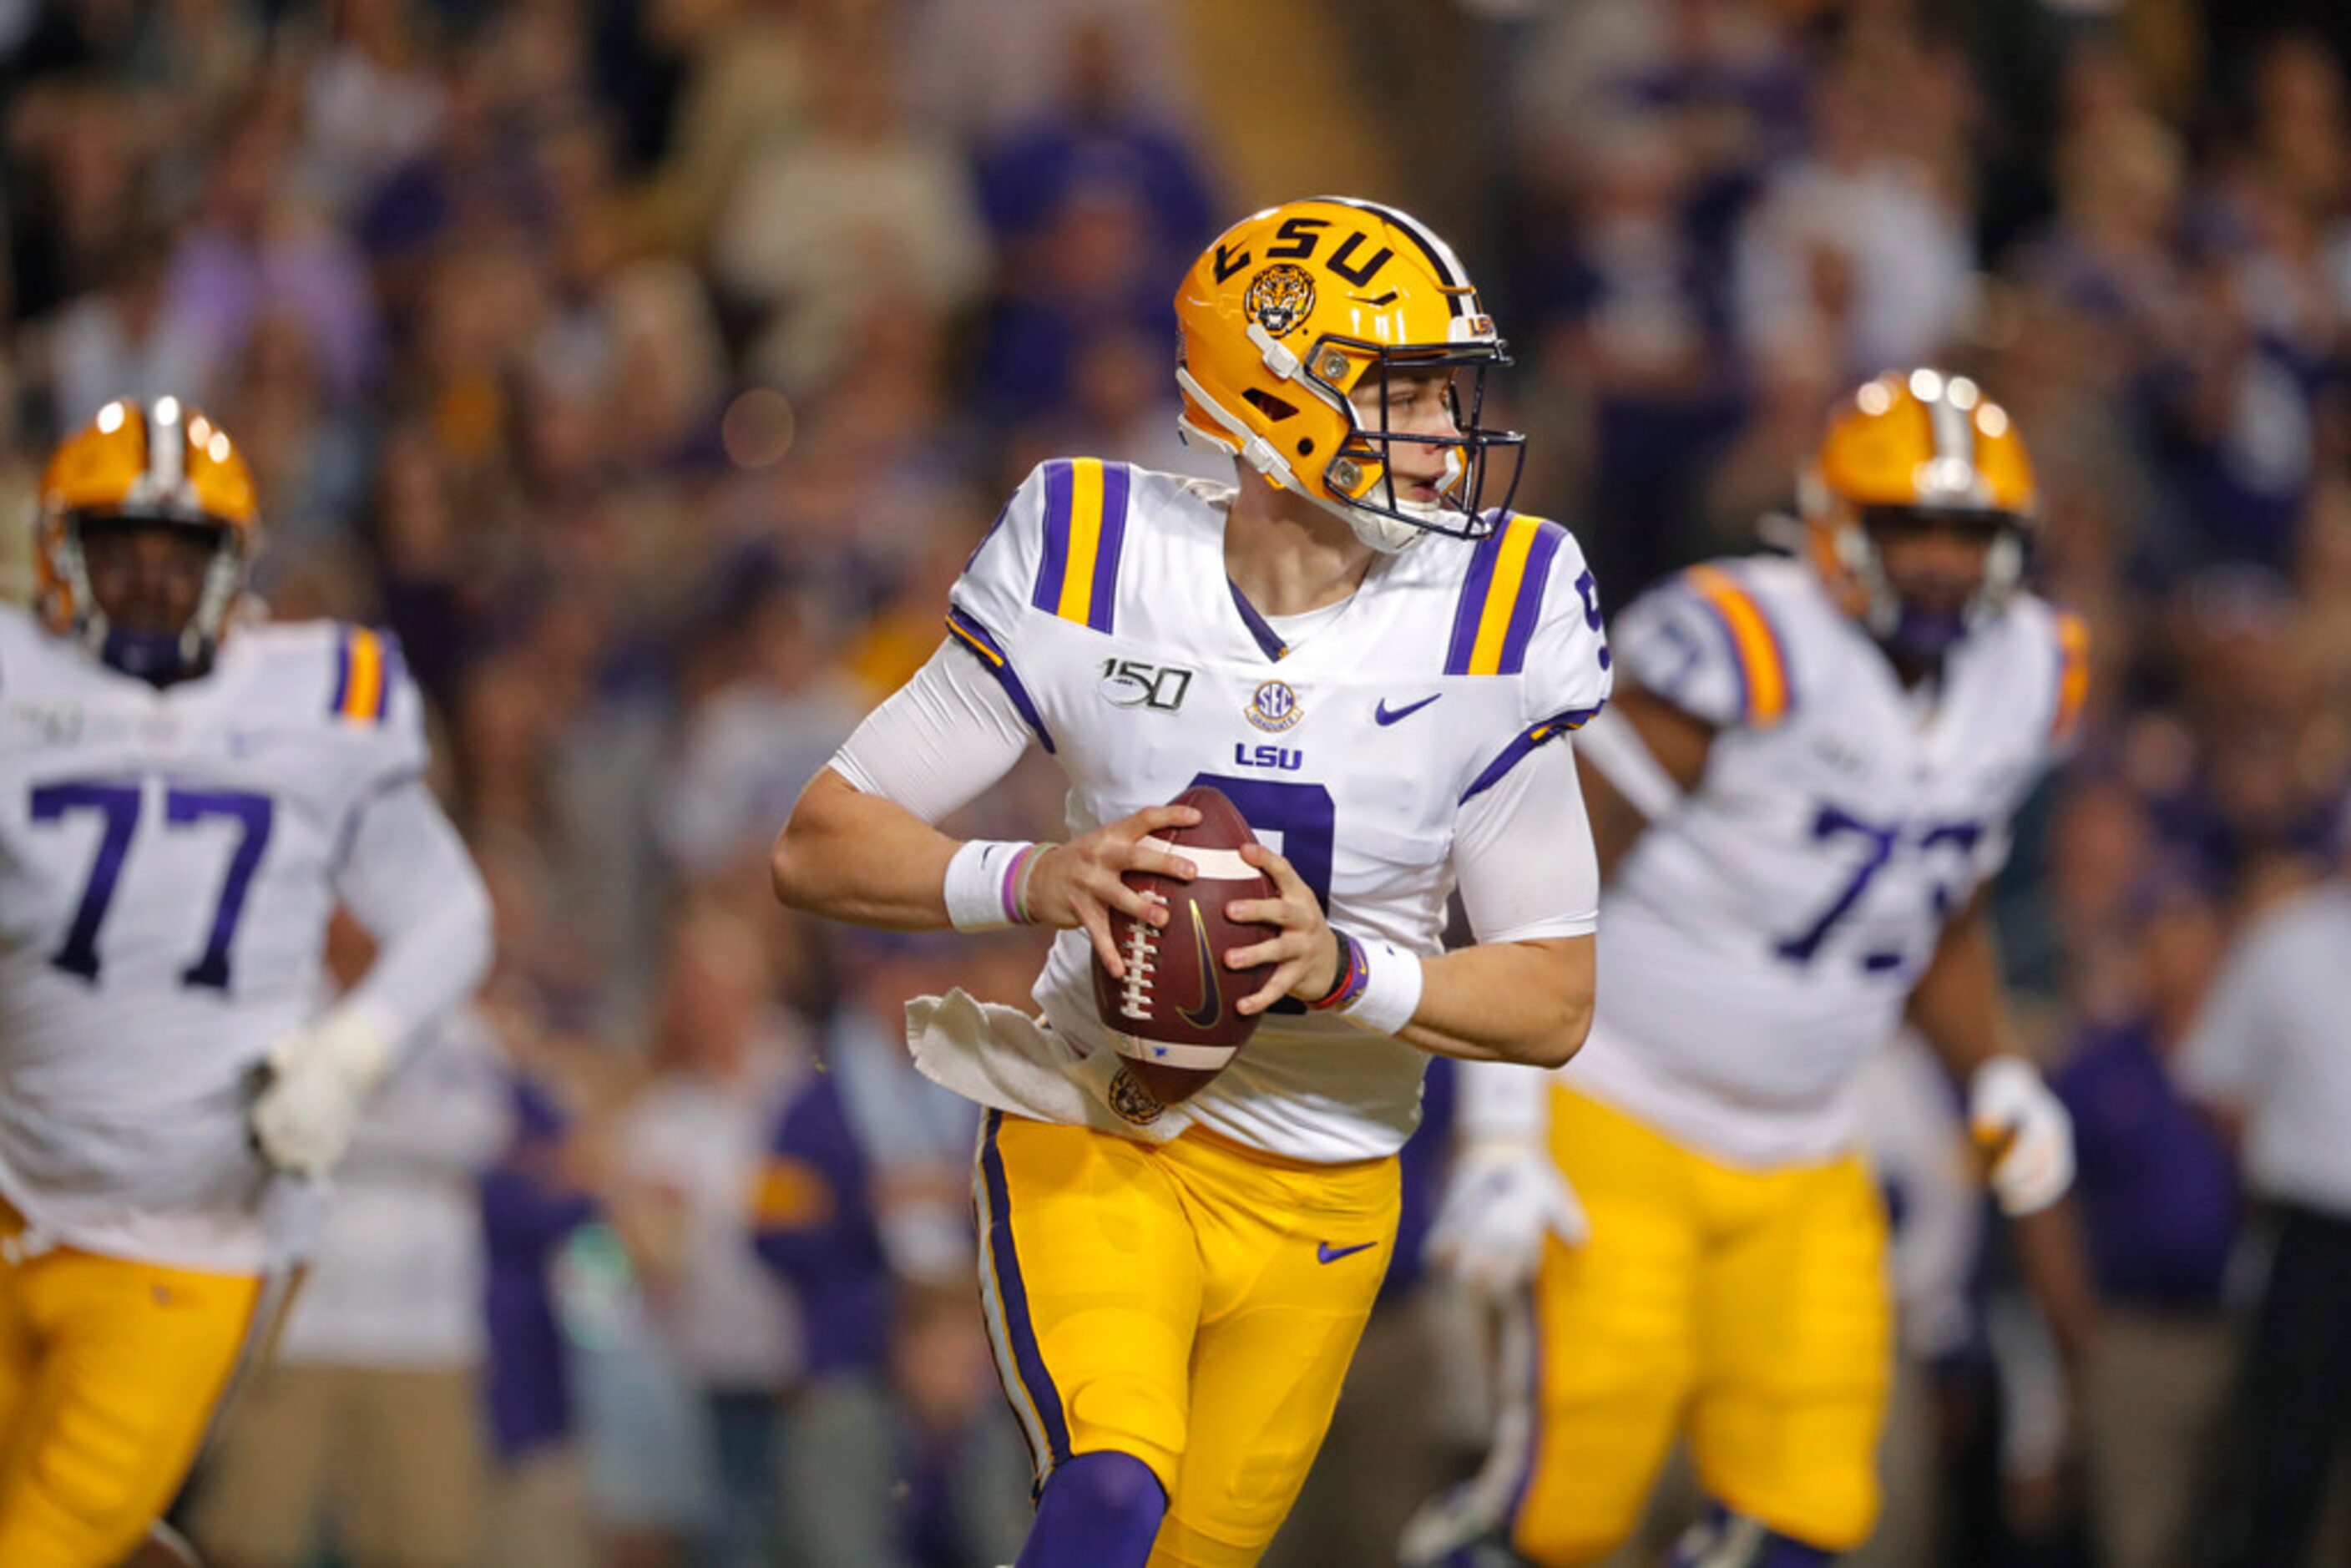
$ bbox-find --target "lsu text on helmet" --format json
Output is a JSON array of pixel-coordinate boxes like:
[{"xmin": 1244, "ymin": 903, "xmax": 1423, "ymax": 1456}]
[
  {"xmin": 1798, "ymin": 368, "xmax": 2037, "ymax": 660},
  {"xmin": 1173, "ymin": 196, "xmax": 1524, "ymax": 554},
  {"xmin": 37, "ymin": 397, "xmax": 260, "ymax": 685}
]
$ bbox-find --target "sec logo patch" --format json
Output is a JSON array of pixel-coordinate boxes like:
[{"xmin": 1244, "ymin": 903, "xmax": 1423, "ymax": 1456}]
[{"xmin": 1246, "ymin": 680, "xmax": 1302, "ymax": 732}]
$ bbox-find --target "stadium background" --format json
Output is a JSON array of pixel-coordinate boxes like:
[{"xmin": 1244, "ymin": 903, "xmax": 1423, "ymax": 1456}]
[{"xmin": 3, "ymin": 0, "xmax": 2349, "ymax": 1562}]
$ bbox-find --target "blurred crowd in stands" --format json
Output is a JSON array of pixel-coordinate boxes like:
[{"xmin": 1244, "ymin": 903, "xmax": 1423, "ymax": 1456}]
[{"xmin": 9, "ymin": 0, "xmax": 2351, "ymax": 1562}]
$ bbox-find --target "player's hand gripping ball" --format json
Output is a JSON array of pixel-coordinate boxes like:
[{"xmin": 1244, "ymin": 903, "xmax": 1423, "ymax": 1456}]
[{"xmin": 1091, "ymin": 785, "xmax": 1278, "ymax": 1104}]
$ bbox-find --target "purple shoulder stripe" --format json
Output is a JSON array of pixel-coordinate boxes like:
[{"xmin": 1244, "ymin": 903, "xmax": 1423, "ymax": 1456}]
[
  {"xmin": 1458, "ymin": 701, "xmax": 1607, "ymax": 804},
  {"xmin": 943, "ymin": 607, "xmax": 1057, "ymax": 754},
  {"xmin": 1085, "ymin": 463, "xmax": 1131, "ymax": 634},
  {"xmin": 1029, "ymin": 460, "xmax": 1075, "ymax": 613},
  {"xmin": 1494, "ymin": 520, "xmax": 1566, "ymax": 676}
]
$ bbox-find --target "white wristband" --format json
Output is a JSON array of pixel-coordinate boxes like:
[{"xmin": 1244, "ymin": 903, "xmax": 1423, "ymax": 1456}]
[
  {"xmin": 943, "ymin": 839, "xmax": 1039, "ymax": 932},
  {"xmin": 1340, "ymin": 939, "xmax": 1423, "ymax": 1036}
]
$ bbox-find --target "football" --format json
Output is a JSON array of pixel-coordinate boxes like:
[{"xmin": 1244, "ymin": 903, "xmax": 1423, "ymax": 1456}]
[{"xmin": 1091, "ymin": 784, "xmax": 1278, "ymax": 1106}]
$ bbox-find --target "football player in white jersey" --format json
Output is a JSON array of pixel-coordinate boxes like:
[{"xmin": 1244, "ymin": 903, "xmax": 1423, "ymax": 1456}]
[
  {"xmin": 771, "ymin": 197, "xmax": 1614, "ymax": 1566},
  {"xmin": 1406, "ymin": 371, "xmax": 2087, "ymax": 1568},
  {"xmin": 0, "ymin": 399, "xmax": 492, "ymax": 1567}
]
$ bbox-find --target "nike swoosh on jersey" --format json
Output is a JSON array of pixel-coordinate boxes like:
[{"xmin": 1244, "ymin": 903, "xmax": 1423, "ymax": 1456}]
[
  {"xmin": 1317, "ymin": 1241, "xmax": 1378, "ymax": 1264},
  {"xmin": 1374, "ymin": 694, "xmax": 1442, "ymax": 726},
  {"xmin": 1178, "ymin": 901, "xmax": 1221, "ymax": 1030}
]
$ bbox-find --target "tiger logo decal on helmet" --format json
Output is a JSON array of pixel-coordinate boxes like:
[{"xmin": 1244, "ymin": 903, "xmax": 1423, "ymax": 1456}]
[
  {"xmin": 1242, "ymin": 263, "xmax": 1317, "ymax": 338},
  {"xmin": 1174, "ymin": 196, "xmax": 1524, "ymax": 553}
]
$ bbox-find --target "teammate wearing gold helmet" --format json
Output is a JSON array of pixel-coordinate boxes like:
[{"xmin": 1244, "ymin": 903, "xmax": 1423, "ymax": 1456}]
[
  {"xmin": 34, "ymin": 397, "xmax": 260, "ymax": 685},
  {"xmin": 0, "ymin": 400, "xmax": 491, "ymax": 1566},
  {"xmin": 774, "ymin": 200, "xmax": 1611, "ymax": 1564},
  {"xmin": 1797, "ymin": 367, "xmax": 2041, "ymax": 669},
  {"xmin": 1411, "ymin": 372, "xmax": 2087, "ymax": 1567}
]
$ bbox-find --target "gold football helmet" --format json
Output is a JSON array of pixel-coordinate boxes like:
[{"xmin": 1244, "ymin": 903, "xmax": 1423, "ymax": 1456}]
[
  {"xmin": 36, "ymin": 397, "xmax": 260, "ymax": 682},
  {"xmin": 1799, "ymin": 368, "xmax": 2037, "ymax": 656},
  {"xmin": 1173, "ymin": 197, "xmax": 1523, "ymax": 552}
]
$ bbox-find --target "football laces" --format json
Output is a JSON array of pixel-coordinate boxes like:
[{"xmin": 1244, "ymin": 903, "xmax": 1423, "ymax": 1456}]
[{"xmin": 1119, "ymin": 894, "xmax": 1163, "ymax": 1021}]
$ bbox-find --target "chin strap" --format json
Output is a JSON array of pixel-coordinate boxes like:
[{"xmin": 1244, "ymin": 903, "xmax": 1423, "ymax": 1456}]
[
  {"xmin": 1176, "ymin": 366, "xmax": 1292, "ymax": 485},
  {"xmin": 1176, "ymin": 367, "xmax": 1429, "ymax": 553},
  {"xmin": 95, "ymin": 627, "xmax": 210, "ymax": 687}
]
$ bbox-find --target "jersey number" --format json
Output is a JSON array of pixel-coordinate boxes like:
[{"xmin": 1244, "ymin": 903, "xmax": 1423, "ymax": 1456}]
[
  {"xmin": 1774, "ymin": 805, "xmax": 1981, "ymax": 974},
  {"xmin": 30, "ymin": 780, "xmax": 275, "ymax": 989},
  {"xmin": 1188, "ymin": 773, "xmax": 1334, "ymax": 1016}
]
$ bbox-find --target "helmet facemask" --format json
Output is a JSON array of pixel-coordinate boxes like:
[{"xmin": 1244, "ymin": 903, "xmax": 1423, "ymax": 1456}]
[
  {"xmin": 1307, "ymin": 339, "xmax": 1526, "ymax": 552},
  {"xmin": 1834, "ymin": 502, "xmax": 2029, "ymax": 665},
  {"xmin": 49, "ymin": 513, "xmax": 247, "ymax": 686},
  {"xmin": 1181, "ymin": 331, "xmax": 1526, "ymax": 555}
]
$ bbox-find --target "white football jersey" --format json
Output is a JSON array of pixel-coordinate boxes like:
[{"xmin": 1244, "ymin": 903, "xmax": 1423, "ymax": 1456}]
[
  {"xmin": 0, "ymin": 605, "xmax": 427, "ymax": 1270},
  {"xmin": 1566, "ymin": 555, "xmax": 2086, "ymax": 1164},
  {"xmin": 945, "ymin": 459, "xmax": 1612, "ymax": 1163}
]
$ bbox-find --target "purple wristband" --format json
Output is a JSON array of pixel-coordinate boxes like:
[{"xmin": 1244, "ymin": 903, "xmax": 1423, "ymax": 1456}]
[
  {"xmin": 1307, "ymin": 929, "xmax": 1370, "ymax": 1012},
  {"xmin": 999, "ymin": 843, "xmax": 1039, "ymax": 924}
]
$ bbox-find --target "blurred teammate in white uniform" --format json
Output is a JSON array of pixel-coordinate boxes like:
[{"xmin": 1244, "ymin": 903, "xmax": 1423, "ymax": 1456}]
[
  {"xmin": 0, "ymin": 399, "xmax": 492, "ymax": 1567},
  {"xmin": 1410, "ymin": 371, "xmax": 2086, "ymax": 1567}
]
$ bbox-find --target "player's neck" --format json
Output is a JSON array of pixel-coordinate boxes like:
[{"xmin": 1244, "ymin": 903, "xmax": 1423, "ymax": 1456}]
[
  {"xmin": 1222, "ymin": 480, "xmax": 1377, "ymax": 617},
  {"xmin": 1885, "ymin": 646, "xmax": 1943, "ymax": 693}
]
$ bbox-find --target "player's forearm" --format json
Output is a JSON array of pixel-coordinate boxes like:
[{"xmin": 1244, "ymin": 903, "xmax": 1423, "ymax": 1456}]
[
  {"xmin": 1904, "ymin": 895, "xmax": 2015, "ymax": 1077},
  {"xmin": 337, "ymin": 786, "xmax": 495, "ymax": 1049},
  {"xmin": 770, "ymin": 766, "xmax": 963, "ymax": 930},
  {"xmin": 1398, "ymin": 935, "xmax": 1593, "ymax": 1067},
  {"xmin": 2011, "ymin": 1196, "xmax": 2102, "ymax": 1368}
]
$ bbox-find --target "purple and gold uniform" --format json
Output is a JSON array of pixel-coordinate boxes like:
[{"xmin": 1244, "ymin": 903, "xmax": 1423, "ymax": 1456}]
[
  {"xmin": 1443, "ymin": 459, "xmax": 2084, "ymax": 1561},
  {"xmin": 0, "ymin": 401, "xmax": 488, "ymax": 1567}
]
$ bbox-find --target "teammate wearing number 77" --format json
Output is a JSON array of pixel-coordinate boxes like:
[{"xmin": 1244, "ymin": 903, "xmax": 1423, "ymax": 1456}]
[
  {"xmin": 0, "ymin": 400, "xmax": 491, "ymax": 1566},
  {"xmin": 773, "ymin": 197, "xmax": 1613, "ymax": 1565},
  {"xmin": 1404, "ymin": 371, "xmax": 2091, "ymax": 1568}
]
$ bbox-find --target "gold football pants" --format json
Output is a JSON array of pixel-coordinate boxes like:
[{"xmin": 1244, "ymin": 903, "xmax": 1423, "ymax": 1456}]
[
  {"xmin": 0, "ymin": 1201, "xmax": 261, "ymax": 1568},
  {"xmin": 975, "ymin": 1112, "xmax": 1398, "ymax": 1565},
  {"xmin": 1494, "ymin": 1088, "xmax": 1892, "ymax": 1564}
]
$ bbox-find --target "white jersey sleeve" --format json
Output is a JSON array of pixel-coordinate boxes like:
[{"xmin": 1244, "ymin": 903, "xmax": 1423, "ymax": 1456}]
[
  {"xmin": 1454, "ymin": 726, "xmax": 1600, "ymax": 945},
  {"xmin": 828, "ymin": 640, "xmax": 1034, "ymax": 822},
  {"xmin": 1512, "ymin": 537, "xmax": 1615, "ymax": 731},
  {"xmin": 1456, "ymin": 521, "xmax": 1615, "ymax": 800},
  {"xmin": 352, "ymin": 629, "xmax": 431, "ymax": 788},
  {"xmin": 1443, "ymin": 520, "xmax": 1609, "ymax": 943},
  {"xmin": 941, "ymin": 463, "xmax": 1064, "ymax": 754},
  {"xmin": 1610, "ymin": 560, "xmax": 1791, "ymax": 730},
  {"xmin": 331, "ymin": 777, "xmax": 493, "ymax": 1052}
]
